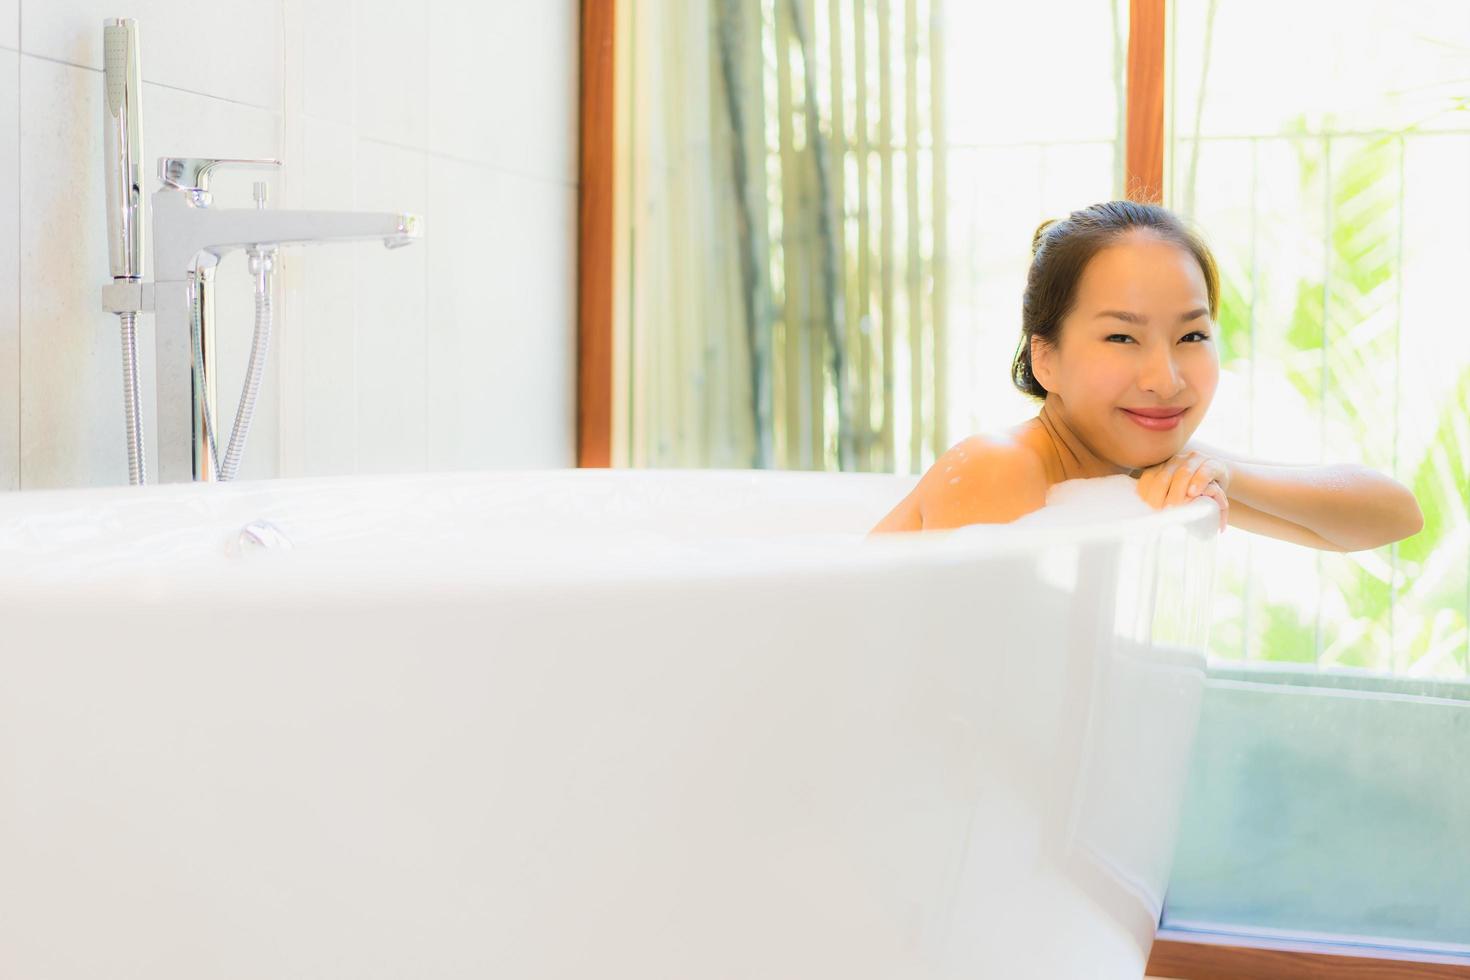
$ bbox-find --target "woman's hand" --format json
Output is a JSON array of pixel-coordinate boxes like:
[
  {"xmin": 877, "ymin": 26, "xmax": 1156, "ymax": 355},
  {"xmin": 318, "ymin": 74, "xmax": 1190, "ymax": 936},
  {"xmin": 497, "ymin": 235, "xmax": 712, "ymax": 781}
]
[{"xmin": 1134, "ymin": 450, "xmax": 1230, "ymax": 533}]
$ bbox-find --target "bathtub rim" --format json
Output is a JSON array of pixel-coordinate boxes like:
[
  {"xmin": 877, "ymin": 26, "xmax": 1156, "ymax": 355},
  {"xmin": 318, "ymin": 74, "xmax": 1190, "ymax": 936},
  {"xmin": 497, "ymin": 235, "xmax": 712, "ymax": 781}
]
[{"xmin": 0, "ymin": 467, "xmax": 1221, "ymax": 607}]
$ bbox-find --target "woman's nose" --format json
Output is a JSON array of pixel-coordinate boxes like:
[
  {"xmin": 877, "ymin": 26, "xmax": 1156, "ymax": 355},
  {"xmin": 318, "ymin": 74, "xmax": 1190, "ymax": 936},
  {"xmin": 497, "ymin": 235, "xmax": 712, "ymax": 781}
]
[{"xmin": 1139, "ymin": 347, "xmax": 1185, "ymax": 397}]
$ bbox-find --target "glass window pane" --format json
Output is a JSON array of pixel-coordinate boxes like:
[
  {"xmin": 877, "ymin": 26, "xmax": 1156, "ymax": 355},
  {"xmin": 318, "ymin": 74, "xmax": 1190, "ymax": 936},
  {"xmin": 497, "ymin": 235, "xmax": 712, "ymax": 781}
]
[
  {"xmin": 1171, "ymin": 0, "xmax": 1470, "ymax": 678},
  {"xmin": 1164, "ymin": 0, "xmax": 1470, "ymax": 956}
]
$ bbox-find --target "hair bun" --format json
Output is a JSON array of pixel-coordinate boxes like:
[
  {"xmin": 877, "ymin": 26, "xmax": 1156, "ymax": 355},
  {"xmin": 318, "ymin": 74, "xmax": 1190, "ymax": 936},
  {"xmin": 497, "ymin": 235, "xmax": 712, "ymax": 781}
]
[{"xmin": 1032, "ymin": 218, "xmax": 1060, "ymax": 255}]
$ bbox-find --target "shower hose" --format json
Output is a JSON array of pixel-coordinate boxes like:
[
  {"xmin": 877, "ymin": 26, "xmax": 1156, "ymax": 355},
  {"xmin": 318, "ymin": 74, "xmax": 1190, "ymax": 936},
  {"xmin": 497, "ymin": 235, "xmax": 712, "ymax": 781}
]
[
  {"xmin": 188, "ymin": 246, "xmax": 276, "ymax": 482},
  {"xmin": 118, "ymin": 310, "xmax": 146, "ymax": 485},
  {"xmin": 116, "ymin": 252, "xmax": 274, "ymax": 485}
]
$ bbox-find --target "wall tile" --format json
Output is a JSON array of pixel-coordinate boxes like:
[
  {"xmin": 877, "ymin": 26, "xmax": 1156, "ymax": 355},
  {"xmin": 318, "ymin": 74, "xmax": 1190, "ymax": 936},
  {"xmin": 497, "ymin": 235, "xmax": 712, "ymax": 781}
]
[
  {"xmin": 353, "ymin": 138, "xmax": 426, "ymax": 473},
  {"xmin": 0, "ymin": 0, "xmax": 16, "ymax": 50},
  {"xmin": 0, "ymin": 49, "xmax": 17, "ymax": 490},
  {"xmin": 19, "ymin": 55, "xmax": 124, "ymax": 488},
  {"xmin": 284, "ymin": 0, "xmax": 355, "ymax": 127},
  {"xmin": 21, "ymin": 0, "xmax": 282, "ymax": 110},
  {"xmin": 427, "ymin": 0, "xmax": 577, "ymax": 185},
  {"xmin": 354, "ymin": 0, "xmax": 426, "ymax": 147},
  {"xmin": 278, "ymin": 116, "xmax": 358, "ymax": 477},
  {"xmin": 303, "ymin": 0, "xmax": 355, "ymax": 126},
  {"xmin": 426, "ymin": 156, "xmax": 576, "ymax": 471}
]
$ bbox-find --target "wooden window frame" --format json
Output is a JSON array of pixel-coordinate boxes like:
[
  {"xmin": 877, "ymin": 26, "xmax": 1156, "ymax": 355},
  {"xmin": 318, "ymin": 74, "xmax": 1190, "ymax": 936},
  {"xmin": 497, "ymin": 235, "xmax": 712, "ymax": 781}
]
[
  {"xmin": 577, "ymin": 0, "xmax": 616, "ymax": 468},
  {"xmin": 573, "ymin": 3, "xmax": 1469, "ymax": 974},
  {"xmin": 1148, "ymin": 933, "xmax": 1470, "ymax": 978},
  {"xmin": 1126, "ymin": 0, "xmax": 1165, "ymax": 204}
]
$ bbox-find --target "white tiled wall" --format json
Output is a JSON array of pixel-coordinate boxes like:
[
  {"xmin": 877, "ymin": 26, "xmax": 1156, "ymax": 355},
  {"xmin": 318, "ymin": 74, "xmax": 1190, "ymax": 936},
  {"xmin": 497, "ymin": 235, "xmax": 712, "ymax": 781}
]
[
  {"xmin": 1, "ymin": 47, "xmax": 17, "ymax": 491},
  {"xmin": 1, "ymin": 0, "xmax": 578, "ymax": 489},
  {"xmin": 1, "ymin": 1, "xmax": 17, "ymax": 50}
]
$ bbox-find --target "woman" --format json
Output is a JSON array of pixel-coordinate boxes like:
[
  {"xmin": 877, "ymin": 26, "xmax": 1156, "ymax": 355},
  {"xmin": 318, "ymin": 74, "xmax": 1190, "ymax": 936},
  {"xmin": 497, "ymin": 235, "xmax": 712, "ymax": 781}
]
[{"xmin": 869, "ymin": 200, "xmax": 1423, "ymax": 551}]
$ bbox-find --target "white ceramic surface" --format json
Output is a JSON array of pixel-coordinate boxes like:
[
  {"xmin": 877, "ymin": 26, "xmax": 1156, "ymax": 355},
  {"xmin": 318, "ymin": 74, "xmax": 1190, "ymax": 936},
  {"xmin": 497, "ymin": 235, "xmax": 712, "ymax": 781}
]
[
  {"xmin": 0, "ymin": 468, "xmax": 1218, "ymax": 979},
  {"xmin": 353, "ymin": 0, "xmax": 427, "ymax": 147},
  {"xmin": 0, "ymin": 0, "xmax": 16, "ymax": 50},
  {"xmin": 424, "ymin": 158, "xmax": 577, "ymax": 471},
  {"xmin": 427, "ymin": 0, "xmax": 578, "ymax": 183},
  {"xmin": 0, "ymin": 47, "xmax": 17, "ymax": 491},
  {"xmin": 21, "ymin": 0, "xmax": 282, "ymax": 110},
  {"xmin": 353, "ymin": 139, "xmax": 428, "ymax": 473}
]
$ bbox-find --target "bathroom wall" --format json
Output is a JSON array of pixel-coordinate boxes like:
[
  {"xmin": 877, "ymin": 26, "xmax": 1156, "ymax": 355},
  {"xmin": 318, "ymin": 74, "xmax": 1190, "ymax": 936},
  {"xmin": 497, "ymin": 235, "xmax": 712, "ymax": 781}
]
[{"xmin": 0, "ymin": 0, "xmax": 578, "ymax": 490}]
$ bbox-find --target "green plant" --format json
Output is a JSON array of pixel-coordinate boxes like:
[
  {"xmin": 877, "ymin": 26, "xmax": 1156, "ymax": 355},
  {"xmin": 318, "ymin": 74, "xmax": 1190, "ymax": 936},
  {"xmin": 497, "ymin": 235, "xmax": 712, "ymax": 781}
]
[{"xmin": 1204, "ymin": 114, "xmax": 1468, "ymax": 676}]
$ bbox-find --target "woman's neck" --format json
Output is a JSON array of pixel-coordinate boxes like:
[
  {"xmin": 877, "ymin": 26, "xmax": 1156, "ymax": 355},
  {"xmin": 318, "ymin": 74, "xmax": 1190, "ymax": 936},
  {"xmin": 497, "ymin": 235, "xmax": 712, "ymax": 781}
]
[{"xmin": 1024, "ymin": 399, "xmax": 1136, "ymax": 483}]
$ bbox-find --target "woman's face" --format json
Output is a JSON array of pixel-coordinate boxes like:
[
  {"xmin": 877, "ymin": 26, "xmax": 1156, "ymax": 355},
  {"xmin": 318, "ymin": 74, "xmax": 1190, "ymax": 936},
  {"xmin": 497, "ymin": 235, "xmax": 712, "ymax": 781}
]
[{"xmin": 1031, "ymin": 231, "xmax": 1220, "ymax": 470}]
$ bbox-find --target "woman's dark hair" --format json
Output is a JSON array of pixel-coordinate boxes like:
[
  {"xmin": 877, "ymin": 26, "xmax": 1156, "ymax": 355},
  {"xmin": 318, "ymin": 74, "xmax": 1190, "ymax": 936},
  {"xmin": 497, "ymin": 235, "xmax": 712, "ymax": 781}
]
[{"xmin": 1011, "ymin": 200, "xmax": 1220, "ymax": 400}]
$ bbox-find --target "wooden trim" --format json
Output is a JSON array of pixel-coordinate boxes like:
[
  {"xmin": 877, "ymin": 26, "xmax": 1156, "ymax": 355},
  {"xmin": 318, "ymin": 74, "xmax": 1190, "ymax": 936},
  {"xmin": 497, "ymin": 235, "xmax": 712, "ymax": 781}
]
[
  {"xmin": 1125, "ymin": 0, "xmax": 1166, "ymax": 203},
  {"xmin": 576, "ymin": 0, "xmax": 616, "ymax": 467},
  {"xmin": 1148, "ymin": 936, "xmax": 1470, "ymax": 979}
]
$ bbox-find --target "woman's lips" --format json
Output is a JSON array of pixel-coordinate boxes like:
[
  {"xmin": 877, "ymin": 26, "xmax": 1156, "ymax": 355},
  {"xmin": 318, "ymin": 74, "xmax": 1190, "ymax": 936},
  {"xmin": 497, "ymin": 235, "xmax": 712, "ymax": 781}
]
[{"xmin": 1121, "ymin": 407, "xmax": 1185, "ymax": 431}]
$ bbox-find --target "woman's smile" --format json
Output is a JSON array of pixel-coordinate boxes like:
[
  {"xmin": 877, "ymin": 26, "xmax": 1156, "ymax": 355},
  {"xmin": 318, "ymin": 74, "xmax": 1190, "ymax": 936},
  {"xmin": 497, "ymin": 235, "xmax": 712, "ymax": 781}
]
[{"xmin": 1120, "ymin": 406, "xmax": 1188, "ymax": 431}]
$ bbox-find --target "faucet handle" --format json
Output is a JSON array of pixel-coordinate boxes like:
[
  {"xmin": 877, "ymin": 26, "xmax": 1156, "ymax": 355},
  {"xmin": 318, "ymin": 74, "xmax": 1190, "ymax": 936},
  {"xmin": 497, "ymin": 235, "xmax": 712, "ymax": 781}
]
[{"xmin": 158, "ymin": 157, "xmax": 282, "ymax": 195}]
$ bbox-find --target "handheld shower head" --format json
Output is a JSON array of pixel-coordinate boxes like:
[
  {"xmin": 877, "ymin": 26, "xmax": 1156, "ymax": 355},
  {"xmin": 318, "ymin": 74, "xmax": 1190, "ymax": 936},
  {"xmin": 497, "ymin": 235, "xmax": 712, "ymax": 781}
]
[
  {"xmin": 102, "ymin": 18, "xmax": 147, "ymax": 486},
  {"xmin": 103, "ymin": 18, "xmax": 143, "ymax": 281}
]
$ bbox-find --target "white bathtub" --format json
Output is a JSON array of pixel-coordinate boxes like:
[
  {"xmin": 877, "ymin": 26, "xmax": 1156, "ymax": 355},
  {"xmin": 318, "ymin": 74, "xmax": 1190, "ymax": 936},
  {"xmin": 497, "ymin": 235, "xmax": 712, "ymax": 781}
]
[{"xmin": 0, "ymin": 468, "xmax": 1218, "ymax": 980}]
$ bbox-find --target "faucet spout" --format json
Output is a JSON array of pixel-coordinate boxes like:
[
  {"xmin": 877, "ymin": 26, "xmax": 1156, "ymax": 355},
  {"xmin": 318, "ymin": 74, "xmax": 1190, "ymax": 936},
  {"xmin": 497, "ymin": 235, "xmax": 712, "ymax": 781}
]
[{"xmin": 151, "ymin": 189, "xmax": 421, "ymax": 280}]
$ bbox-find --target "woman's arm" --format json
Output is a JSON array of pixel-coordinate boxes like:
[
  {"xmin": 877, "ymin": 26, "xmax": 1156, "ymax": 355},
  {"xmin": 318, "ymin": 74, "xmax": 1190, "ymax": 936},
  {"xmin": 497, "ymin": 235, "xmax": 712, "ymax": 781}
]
[{"xmin": 1188, "ymin": 439, "xmax": 1424, "ymax": 552}]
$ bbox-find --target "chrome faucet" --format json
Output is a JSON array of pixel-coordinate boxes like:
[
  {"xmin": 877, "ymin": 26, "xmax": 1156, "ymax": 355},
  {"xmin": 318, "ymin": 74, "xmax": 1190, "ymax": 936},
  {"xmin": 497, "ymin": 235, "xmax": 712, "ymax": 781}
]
[
  {"xmin": 100, "ymin": 20, "xmax": 423, "ymax": 484},
  {"xmin": 150, "ymin": 157, "xmax": 421, "ymax": 275}
]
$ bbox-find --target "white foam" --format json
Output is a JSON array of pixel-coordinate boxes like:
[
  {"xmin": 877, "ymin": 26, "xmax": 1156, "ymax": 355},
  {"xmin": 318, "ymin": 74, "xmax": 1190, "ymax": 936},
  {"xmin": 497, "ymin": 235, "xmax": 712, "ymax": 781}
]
[{"xmin": 1007, "ymin": 473, "xmax": 1156, "ymax": 528}]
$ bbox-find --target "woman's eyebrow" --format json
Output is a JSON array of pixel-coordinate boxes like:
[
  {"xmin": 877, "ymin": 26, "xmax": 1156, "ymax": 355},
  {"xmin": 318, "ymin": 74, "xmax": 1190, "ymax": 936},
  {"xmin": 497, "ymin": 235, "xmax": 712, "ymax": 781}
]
[{"xmin": 1094, "ymin": 308, "xmax": 1210, "ymax": 324}]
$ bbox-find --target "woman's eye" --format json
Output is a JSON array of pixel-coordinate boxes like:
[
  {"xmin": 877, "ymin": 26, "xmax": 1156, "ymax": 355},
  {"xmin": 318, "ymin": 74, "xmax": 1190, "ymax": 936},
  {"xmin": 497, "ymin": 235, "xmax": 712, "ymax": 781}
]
[{"xmin": 1106, "ymin": 332, "xmax": 1210, "ymax": 344}]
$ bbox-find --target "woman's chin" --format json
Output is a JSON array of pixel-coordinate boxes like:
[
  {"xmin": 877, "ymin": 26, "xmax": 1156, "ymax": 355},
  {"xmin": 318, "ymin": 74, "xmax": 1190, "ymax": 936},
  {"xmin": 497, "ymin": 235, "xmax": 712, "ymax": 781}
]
[{"xmin": 1116, "ymin": 440, "xmax": 1186, "ymax": 471}]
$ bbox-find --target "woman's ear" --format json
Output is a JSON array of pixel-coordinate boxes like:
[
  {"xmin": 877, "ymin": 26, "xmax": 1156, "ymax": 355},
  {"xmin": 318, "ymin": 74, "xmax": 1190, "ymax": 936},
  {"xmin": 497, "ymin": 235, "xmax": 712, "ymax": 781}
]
[{"xmin": 1030, "ymin": 335, "xmax": 1054, "ymax": 393}]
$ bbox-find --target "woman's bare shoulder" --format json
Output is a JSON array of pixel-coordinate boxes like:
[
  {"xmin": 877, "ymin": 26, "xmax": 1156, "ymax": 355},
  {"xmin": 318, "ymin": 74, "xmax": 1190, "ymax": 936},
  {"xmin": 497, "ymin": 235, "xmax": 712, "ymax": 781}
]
[
  {"xmin": 869, "ymin": 433, "xmax": 1049, "ymax": 534},
  {"xmin": 917, "ymin": 434, "xmax": 1050, "ymax": 529}
]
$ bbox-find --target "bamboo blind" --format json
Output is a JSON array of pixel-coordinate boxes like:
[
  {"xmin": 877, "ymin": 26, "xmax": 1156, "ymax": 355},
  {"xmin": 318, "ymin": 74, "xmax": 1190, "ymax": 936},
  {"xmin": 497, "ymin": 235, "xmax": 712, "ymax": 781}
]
[{"xmin": 621, "ymin": 0, "xmax": 948, "ymax": 473}]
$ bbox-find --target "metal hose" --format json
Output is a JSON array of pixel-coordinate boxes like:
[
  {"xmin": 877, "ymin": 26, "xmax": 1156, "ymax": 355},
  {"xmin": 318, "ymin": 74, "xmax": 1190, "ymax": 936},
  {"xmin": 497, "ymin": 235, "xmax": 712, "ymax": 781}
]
[
  {"xmin": 118, "ymin": 311, "xmax": 147, "ymax": 485},
  {"xmin": 220, "ymin": 249, "xmax": 274, "ymax": 481}
]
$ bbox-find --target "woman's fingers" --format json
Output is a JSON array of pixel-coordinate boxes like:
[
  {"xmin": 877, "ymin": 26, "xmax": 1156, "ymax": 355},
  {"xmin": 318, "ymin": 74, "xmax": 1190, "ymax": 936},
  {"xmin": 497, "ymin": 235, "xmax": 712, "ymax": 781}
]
[
  {"xmin": 1134, "ymin": 454, "xmax": 1228, "ymax": 531},
  {"xmin": 1140, "ymin": 454, "xmax": 1185, "ymax": 508},
  {"xmin": 1201, "ymin": 481, "xmax": 1228, "ymax": 532},
  {"xmin": 1186, "ymin": 461, "xmax": 1215, "ymax": 499},
  {"xmin": 1138, "ymin": 452, "xmax": 1205, "ymax": 509},
  {"xmin": 1165, "ymin": 453, "xmax": 1209, "ymax": 507}
]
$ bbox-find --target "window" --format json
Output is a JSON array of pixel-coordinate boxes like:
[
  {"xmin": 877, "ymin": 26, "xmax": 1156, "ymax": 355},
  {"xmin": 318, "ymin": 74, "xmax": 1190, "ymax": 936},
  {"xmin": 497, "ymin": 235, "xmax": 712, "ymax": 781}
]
[{"xmin": 1159, "ymin": 0, "xmax": 1470, "ymax": 957}]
